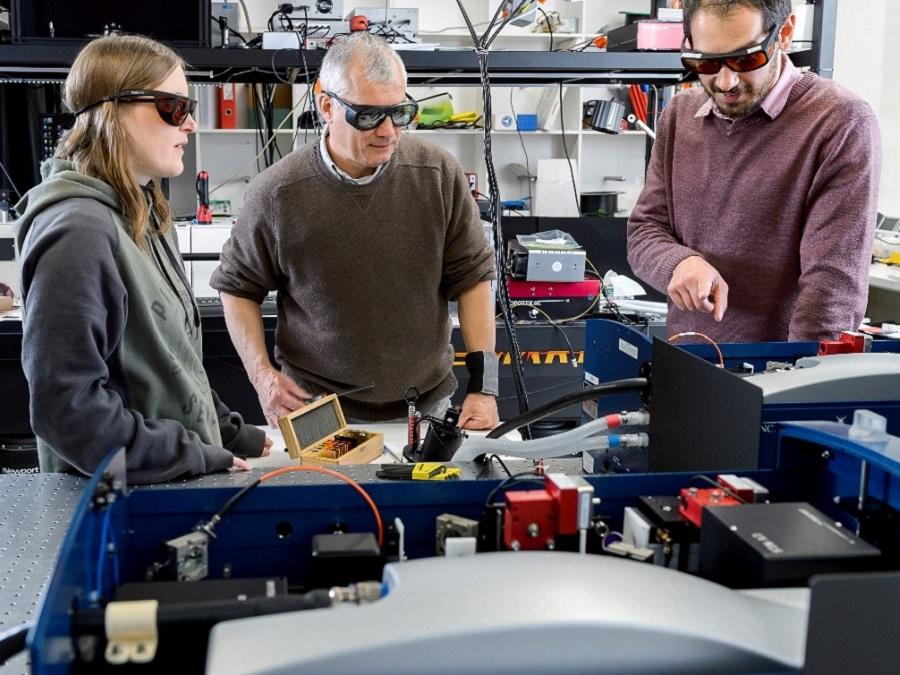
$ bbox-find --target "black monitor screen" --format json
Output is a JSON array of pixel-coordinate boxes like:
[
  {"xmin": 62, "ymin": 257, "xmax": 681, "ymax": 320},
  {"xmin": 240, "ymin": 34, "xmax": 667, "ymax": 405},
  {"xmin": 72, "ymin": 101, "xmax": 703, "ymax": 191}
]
[{"xmin": 13, "ymin": 0, "xmax": 209, "ymax": 45}]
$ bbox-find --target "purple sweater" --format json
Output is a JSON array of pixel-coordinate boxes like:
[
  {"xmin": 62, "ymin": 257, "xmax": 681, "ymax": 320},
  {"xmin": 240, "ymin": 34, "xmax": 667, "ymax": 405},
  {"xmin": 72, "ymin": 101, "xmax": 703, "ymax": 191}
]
[{"xmin": 627, "ymin": 67, "xmax": 881, "ymax": 342}]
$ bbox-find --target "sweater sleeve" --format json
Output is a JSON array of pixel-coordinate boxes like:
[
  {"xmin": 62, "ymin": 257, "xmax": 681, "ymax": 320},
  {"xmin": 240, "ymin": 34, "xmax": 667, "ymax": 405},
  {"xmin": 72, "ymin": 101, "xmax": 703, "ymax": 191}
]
[
  {"xmin": 210, "ymin": 179, "xmax": 281, "ymax": 303},
  {"xmin": 790, "ymin": 108, "xmax": 881, "ymax": 341},
  {"xmin": 440, "ymin": 158, "xmax": 496, "ymax": 301},
  {"xmin": 211, "ymin": 389, "xmax": 266, "ymax": 457},
  {"xmin": 626, "ymin": 103, "xmax": 704, "ymax": 294},
  {"xmin": 20, "ymin": 207, "xmax": 235, "ymax": 484}
]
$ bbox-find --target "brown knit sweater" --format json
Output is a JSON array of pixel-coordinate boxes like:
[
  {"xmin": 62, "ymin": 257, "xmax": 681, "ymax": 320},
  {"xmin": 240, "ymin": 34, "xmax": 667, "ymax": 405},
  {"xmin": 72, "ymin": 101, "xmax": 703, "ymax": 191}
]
[
  {"xmin": 210, "ymin": 134, "xmax": 495, "ymax": 419},
  {"xmin": 627, "ymin": 71, "xmax": 881, "ymax": 342}
]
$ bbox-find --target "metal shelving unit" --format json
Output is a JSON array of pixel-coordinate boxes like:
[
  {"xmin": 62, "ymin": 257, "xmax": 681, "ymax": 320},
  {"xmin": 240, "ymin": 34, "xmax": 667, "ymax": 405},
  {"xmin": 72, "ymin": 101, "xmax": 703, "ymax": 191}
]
[
  {"xmin": 0, "ymin": 0, "xmax": 837, "ymax": 217},
  {"xmin": 0, "ymin": 41, "xmax": 828, "ymax": 86}
]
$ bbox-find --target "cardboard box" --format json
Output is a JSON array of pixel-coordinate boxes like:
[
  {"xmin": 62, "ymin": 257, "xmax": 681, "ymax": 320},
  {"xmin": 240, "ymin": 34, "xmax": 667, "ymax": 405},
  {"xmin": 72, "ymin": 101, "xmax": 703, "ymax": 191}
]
[{"xmin": 278, "ymin": 394, "xmax": 384, "ymax": 465}]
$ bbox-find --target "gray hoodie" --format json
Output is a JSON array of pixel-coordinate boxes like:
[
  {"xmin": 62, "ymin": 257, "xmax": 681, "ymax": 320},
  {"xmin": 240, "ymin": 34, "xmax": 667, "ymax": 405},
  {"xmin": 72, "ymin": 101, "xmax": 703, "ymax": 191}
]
[{"xmin": 15, "ymin": 159, "xmax": 264, "ymax": 483}]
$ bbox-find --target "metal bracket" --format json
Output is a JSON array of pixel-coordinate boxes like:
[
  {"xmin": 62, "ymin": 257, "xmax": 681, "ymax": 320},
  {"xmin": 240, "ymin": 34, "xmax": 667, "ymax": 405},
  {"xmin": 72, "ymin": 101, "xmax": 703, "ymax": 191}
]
[{"xmin": 165, "ymin": 531, "xmax": 210, "ymax": 582}]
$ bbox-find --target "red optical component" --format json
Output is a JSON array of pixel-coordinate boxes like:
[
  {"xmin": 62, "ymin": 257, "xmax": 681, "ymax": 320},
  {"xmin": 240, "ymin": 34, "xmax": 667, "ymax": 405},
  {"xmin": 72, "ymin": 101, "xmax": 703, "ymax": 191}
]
[
  {"xmin": 503, "ymin": 490, "xmax": 557, "ymax": 551},
  {"xmin": 818, "ymin": 331, "xmax": 871, "ymax": 356},
  {"xmin": 678, "ymin": 487, "xmax": 741, "ymax": 528}
]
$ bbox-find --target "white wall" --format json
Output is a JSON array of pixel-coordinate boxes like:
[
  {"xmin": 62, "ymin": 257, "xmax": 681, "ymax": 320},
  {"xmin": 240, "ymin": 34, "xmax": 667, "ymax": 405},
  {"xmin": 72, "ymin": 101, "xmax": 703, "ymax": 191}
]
[{"xmin": 833, "ymin": 0, "xmax": 899, "ymax": 215}]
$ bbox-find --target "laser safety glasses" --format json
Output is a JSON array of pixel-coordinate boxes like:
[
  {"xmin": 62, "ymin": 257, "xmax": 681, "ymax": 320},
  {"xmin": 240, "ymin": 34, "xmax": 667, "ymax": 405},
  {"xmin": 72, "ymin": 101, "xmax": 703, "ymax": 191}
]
[
  {"xmin": 75, "ymin": 90, "xmax": 198, "ymax": 126},
  {"xmin": 681, "ymin": 24, "xmax": 780, "ymax": 75},
  {"xmin": 324, "ymin": 91, "xmax": 419, "ymax": 131}
]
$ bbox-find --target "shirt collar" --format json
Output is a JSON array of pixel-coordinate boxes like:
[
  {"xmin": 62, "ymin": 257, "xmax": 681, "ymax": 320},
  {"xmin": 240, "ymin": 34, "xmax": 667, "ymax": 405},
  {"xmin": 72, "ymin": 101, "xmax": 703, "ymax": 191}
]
[
  {"xmin": 694, "ymin": 53, "xmax": 801, "ymax": 122},
  {"xmin": 319, "ymin": 128, "xmax": 387, "ymax": 186}
]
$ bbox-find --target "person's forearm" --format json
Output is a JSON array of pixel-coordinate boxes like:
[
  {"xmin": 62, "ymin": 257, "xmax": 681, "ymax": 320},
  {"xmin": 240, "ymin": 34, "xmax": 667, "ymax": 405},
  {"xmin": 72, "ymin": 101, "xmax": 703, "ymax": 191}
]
[
  {"xmin": 457, "ymin": 281, "xmax": 495, "ymax": 352},
  {"xmin": 221, "ymin": 292, "xmax": 272, "ymax": 386}
]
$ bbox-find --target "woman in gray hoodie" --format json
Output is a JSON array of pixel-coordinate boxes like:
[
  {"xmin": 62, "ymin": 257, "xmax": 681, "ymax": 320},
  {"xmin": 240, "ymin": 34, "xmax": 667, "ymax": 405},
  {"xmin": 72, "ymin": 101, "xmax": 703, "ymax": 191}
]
[{"xmin": 15, "ymin": 35, "xmax": 270, "ymax": 483}]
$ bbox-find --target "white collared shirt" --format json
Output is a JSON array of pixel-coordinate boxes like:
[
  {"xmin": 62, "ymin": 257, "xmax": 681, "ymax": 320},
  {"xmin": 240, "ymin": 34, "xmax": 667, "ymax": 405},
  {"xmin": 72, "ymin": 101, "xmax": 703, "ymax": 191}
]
[{"xmin": 319, "ymin": 128, "xmax": 387, "ymax": 186}]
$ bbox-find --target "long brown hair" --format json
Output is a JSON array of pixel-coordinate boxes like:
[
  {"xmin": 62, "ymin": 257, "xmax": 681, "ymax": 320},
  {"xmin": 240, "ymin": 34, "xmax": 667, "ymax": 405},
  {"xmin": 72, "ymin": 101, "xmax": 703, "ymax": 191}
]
[{"xmin": 57, "ymin": 35, "xmax": 185, "ymax": 246}]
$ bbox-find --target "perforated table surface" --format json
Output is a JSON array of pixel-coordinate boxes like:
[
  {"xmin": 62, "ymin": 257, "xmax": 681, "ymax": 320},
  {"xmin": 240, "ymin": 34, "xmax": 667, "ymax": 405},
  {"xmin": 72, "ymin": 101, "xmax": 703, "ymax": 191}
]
[{"xmin": 0, "ymin": 475, "xmax": 83, "ymax": 675}]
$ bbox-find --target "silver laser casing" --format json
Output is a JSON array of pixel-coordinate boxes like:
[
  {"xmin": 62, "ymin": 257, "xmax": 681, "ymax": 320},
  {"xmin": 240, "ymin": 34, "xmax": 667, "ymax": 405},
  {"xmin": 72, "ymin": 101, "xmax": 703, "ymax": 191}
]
[{"xmin": 206, "ymin": 551, "xmax": 807, "ymax": 674}]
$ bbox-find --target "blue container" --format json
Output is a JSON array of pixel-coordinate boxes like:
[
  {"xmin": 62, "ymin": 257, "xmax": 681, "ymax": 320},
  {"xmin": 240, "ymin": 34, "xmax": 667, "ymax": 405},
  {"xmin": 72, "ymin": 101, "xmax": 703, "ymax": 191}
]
[{"xmin": 516, "ymin": 113, "xmax": 538, "ymax": 131}]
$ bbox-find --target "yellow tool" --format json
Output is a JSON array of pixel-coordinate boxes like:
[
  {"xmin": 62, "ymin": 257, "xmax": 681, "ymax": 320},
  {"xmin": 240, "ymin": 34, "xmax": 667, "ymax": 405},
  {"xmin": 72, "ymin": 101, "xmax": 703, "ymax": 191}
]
[
  {"xmin": 411, "ymin": 463, "xmax": 461, "ymax": 481},
  {"xmin": 878, "ymin": 251, "xmax": 900, "ymax": 266},
  {"xmin": 376, "ymin": 463, "xmax": 461, "ymax": 480},
  {"xmin": 448, "ymin": 112, "xmax": 480, "ymax": 124}
]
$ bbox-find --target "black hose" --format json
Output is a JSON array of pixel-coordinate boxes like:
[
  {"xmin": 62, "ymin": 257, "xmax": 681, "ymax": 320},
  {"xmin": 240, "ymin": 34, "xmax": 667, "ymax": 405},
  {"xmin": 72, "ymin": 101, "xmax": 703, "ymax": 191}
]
[
  {"xmin": 73, "ymin": 591, "xmax": 333, "ymax": 633},
  {"xmin": 0, "ymin": 623, "xmax": 30, "ymax": 666},
  {"xmin": 485, "ymin": 377, "xmax": 648, "ymax": 439}
]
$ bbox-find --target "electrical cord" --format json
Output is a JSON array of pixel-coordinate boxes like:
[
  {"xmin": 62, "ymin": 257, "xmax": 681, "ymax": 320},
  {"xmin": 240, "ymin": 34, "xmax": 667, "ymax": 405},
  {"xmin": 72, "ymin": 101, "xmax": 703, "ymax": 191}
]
[
  {"xmin": 370, "ymin": 22, "xmax": 415, "ymax": 44},
  {"xmin": 211, "ymin": 16, "xmax": 251, "ymax": 46},
  {"xmin": 559, "ymin": 35, "xmax": 606, "ymax": 53},
  {"xmin": 210, "ymin": 88, "xmax": 310, "ymax": 194},
  {"xmin": 485, "ymin": 377, "xmax": 649, "ymax": 439},
  {"xmin": 265, "ymin": 5, "xmax": 318, "ymax": 144},
  {"xmin": 0, "ymin": 623, "xmax": 30, "ymax": 667},
  {"xmin": 599, "ymin": 281, "xmax": 632, "ymax": 324},
  {"xmin": 455, "ymin": 0, "xmax": 535, "ymax": 438},
  {"xmin": 0, "ymin": 158, "xmax": 22, "ymax": 200},
  {"xmin": 668, "ymin": 331, "xmax": 724, "ymax": 368},
  {"xmin": 483, "ymin": 471, "xmax": 543, "ymax": 509},
  {"xmin": 266, "ymin": 9, "xmax": 281, "ymax": 32},
  {"xmin": 237, "ymin": 0, "xmax": 253, "ymax": 36},
  {"xmin": 251, "ymin": 83, "xmax": 276, "ymax": 167},
  {"xmin": 488, "ymin": 453, "xmax": 514, "ymax": 477},
  {"xmin": 420, "ymin": 21, "xmax": 491, "ymax": 35},
  {"xmin": 558, "ymin": 81, "xmax": 580, "ymax": 215},
  {"xmin": 200, "ymin": 465, "xmax": 384, "ymax": 547},
  {"xmin": 585, "ymin": 258, "xmax": 635, "ymax": 325},
  {"xmin": 270, "ymin": 47, "xmax": 301, "ymax": 85},
  {"xmin": 480, "ymin": 1, "xmax": 510, "ymax": 45},
  {"xmin": 535, "ymin": 6, "xmax": 554, "ymax": 52},
  {"xmin": 523, "ymin": 305, "xmax": 578, "ymax": 365},
  {"xmin": 509, "ymin": 88, "xmax": 533, "ymax": 208},
  {"xmin": 495, "ymin": 378, "xmax": 583, "ymax": 403},
  {"xmin": 297, "ymin": 6, "xmax": 320, "ymax": 142}
]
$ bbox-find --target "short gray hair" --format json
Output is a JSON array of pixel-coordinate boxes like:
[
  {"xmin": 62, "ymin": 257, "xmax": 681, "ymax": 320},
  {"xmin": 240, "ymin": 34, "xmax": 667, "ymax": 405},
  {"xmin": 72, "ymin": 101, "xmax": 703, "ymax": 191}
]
[{"xmin": 318, "ymin": 32, "xmax": 407, "ymax": 96}]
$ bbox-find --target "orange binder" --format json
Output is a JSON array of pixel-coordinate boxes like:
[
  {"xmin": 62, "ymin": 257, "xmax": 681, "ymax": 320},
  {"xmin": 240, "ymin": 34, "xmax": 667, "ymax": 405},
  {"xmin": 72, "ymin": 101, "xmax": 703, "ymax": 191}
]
[{"xmin": 218, "ymin": 83, "xmax": 236, "ymax": 129}]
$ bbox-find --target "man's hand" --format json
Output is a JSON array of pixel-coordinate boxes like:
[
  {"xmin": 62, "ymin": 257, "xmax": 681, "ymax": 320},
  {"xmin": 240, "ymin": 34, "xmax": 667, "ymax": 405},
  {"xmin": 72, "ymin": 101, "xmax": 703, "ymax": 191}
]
[
  {"xmin": 232, "ymin": 456, "xmax": 251, "ymax": 471},
  {"xmin": 251, "ymin": 367, "xmax": 316, "ymax": 426},
  {"xmin": 459, "ymin": 393, "xmax": 499, "ymax": 430},
  {"xmin": 261, "ymin": 435, "xmax": 274, "ymax": 457},
  {"xmin": 667, "ymin": 256, "xmax": 729, "ymax": 322}
]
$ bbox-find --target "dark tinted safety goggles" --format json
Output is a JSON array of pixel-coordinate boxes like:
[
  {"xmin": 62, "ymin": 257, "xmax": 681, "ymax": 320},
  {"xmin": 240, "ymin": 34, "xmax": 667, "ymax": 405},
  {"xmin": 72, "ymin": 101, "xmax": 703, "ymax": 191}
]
[
  {"xmin": 324, "ymin": 91, "xmax": 419, "ymax": 130},
  {"xmin": 681, "ymin": 24, "xmax": 779, "ymax": 75},
  {"xmin": 75, "ymin": 89, "xmax": 198, "ymax": 126}
]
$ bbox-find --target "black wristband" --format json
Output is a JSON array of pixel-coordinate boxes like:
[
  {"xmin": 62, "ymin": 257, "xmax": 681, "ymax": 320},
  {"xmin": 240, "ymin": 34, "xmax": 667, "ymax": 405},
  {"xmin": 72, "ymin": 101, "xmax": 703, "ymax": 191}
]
[{"xmin": 464, "ymin": 351, "xmax": 499, "ymax": 396}]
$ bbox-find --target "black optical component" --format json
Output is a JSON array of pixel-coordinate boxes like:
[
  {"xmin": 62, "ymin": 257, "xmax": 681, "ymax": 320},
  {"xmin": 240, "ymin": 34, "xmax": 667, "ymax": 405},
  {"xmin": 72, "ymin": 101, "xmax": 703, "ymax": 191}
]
[
  {"xmin": 324, "ymin": 91, "xmax": 418, "ymax": 131},
  {"xmin": 74, "ymin": 90, "xmax": 198, "ymax": 127},
  {"xmin": 588, "ymin": 99, "xmax": 626, "ymax": 134}
]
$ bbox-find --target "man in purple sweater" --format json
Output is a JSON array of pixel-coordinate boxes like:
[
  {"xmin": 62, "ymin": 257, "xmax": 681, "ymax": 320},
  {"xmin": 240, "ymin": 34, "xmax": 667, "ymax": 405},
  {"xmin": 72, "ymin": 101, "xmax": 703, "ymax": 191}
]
[{"xmin": 627, "ymin": 0, "xmax": 881, "ymax": 342}]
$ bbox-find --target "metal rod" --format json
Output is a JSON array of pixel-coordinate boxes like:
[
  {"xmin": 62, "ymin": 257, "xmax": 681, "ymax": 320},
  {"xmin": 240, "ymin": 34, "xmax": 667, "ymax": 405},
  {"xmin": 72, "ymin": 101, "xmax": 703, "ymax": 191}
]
[{"xmin": 857, "ymin": 459, "xmax": 869, "ymax": 534}]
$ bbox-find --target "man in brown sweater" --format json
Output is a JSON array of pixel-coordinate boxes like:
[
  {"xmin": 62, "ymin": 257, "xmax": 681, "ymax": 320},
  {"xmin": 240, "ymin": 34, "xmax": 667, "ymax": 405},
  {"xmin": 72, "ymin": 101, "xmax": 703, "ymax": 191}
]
[
  {"xmin": 627, "ymin": 0, "xmax": 881, "ymax": 342},
  {"xmin": 210, "ymin": 33, "xmax": 499, "ymax": 428}
]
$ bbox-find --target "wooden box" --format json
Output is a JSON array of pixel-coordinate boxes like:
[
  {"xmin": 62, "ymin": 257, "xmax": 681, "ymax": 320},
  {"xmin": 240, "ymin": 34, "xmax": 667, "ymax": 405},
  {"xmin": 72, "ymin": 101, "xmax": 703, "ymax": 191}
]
[{"xmin": 277, "ymin": 394, "xmax": 384, "ymax": 465}]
